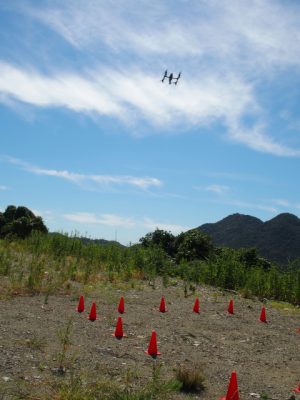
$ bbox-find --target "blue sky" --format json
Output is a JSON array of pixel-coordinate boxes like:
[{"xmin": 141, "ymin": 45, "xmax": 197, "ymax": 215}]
[{"xmin": 1, "ymin": 0, "xmax": 300, "ymax": 245}]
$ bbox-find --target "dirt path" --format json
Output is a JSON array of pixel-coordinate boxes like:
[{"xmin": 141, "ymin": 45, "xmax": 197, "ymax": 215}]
[{"xmin": 0, "ymin": 282, "xmax": 299, "ymax": 399}]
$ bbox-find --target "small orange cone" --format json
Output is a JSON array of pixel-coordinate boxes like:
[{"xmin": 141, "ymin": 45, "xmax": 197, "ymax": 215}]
[
  {"xmin": 145, "ymin": 330, "xmax": 161, "ymax": 357},
  {"xmin": 193, "ymin": 298, "xmax": 200, "ymax": 313},
  {"xmin": 228, "ymin": 299, "xmax": 234, "ymax": 314},
  {"xmin": 259, "ymin": 306, "xmax": 267, "ymax": 323},
  {"xmin": 118, "ymin": 296, "xmax": 125, "ymax": 314},
  {"xmin": 159, "ymin": 296, "xmax": 167, "ymax": 313},
  {"xmin": 88, "ymin": 302, "xmax": 97, "ymax": 321},
  {"xmin": 77, "ymin": 295, "xmax": 84, "ymax": 313},
  {"xmin": 292, "ymin": 383, "xmax": 300, "ymax": 393},
  {"xmin": 113, "ymin": 316, "xmax": 124, "ymax": 339},
  {"xmin": 219, "ymin": 371, "xmax": 239, "ymax": 400}
]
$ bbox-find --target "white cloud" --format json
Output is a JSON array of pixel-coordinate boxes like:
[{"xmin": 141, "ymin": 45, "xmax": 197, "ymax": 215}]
[
  {"xmin": 221, "ymin": 199, "xmax": 278, "ymax": 213},
  {"xmin": 272, "ymin": 199, "xmax": 290, "ymax": 207},
  {"xmin": 0, "ymin": 61, "xmax": 253, "ymax": 125},
  {"xmin": 141, "ymin": 217, "xmax": 189, "ymax": 234},
  {"xmin": 4, "ymin": 156, "xmax": 162, "ymax": 190},
  {"xmin": 0, "ymin": 62, "xmax": 123, "ymax": 117},
  {"xmin": 27, "ymin": 0, "xmax": 300, "ymax": 68},
  {"xmin": 1, "ymin": 1, "xmax": 300, "ymax": 156},
  {"xmin": 204, "ymin": 184, "xmax": 229, "ymax": 195},
  {"xmin": 64, "ymin": 212, "xmax": 136, "ymax": 228},
  {"xmin": 227, "ymin": 120, "xmax": 300, "ymax": 157},
  {"xmin": 31, "ymin": 209, "xmax": 54, "ymax": 221},
  {"xmin": 0, "ymin": 61, "xmax": 298, "ymax": 156},
  {"xmin": 63, "ymin": 212, "xmax": 189, "ymax": 234},
  {"xmin": 0, "ymin": 185, "xmax": 8, "ymax": 190}
]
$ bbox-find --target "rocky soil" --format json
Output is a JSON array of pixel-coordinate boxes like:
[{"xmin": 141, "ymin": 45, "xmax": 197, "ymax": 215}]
[{"xmin": 0, "ymin": 281, "xmax": 299, "ymax": 399}]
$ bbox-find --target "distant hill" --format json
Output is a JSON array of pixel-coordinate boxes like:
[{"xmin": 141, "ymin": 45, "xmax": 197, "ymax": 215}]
[
  {"xmin": 77, "ymin": 236, "xmax": 125, "ymax": 247},
  {"xmin": 198, "ymin": 213, "xmax": 300, "ymax": 266},
  {"xmin": 49, "ymin": 232, "xmax": 125, "ymax": 248}
]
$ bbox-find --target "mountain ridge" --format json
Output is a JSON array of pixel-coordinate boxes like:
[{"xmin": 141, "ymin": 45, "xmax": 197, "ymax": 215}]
[{"xmin": 198, "ymin": 212, "xmax": 300, "ymax": 266}]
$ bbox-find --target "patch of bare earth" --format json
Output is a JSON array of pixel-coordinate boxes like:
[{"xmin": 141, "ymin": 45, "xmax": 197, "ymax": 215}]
[{"xmin": 0, "ymin": 281, "xmax": 299, "ymax": 399}]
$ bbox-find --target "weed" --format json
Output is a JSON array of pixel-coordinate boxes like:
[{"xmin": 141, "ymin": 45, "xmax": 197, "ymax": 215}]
[
  {"xmin": 239, "ymin": 286, "xmax": 255, "ymax": 300},
  {"xmin": 261, "ymin": 392, "xmax": 269, "ymax": 400},
  {"xmin": 25, "ymin": 334, "xmax": 46, "ymax": 351},
  {"xmin": 56, "ymin": 318, "xmax": 73, "ymax": 375},
  {"xmin": 48, "ymin": 364, "xmax": 180, "ymax": 400},
  {"xmin": 269, "ymin": 300, "xmax": 300, "ymax": 314},
  {"xmin": 175, "ymin": 364, "xmax": 205, "ymax": 393},
  {"xmin": 162, "ymin": 274, "xmax": 169, "ymax": 288}
]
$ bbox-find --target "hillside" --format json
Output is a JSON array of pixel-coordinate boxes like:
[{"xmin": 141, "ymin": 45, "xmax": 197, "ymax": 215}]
[{"xmin": 198, "ymin": 213, "xmax": 300, "ymax": 266}]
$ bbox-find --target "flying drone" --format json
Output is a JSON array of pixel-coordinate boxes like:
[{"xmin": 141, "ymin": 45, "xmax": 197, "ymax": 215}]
[{"xmin": 161, "ymin": 70, "xmax": 181, "ymax": 85}]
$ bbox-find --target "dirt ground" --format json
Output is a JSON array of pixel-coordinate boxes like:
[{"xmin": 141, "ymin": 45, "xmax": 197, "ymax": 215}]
[{"xmin": 0, "ymin": 281, "xmax": 299, "ymax": 399}]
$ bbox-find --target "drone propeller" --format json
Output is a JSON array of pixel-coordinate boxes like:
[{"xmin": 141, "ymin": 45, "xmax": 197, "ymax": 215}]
[
  {"xmin": 174, "ymin": 72, "xmax": 181, "ymax": 85},
  {"xmin": 161, "ymin": 70, "xmax": 168, "ymax": 82}
]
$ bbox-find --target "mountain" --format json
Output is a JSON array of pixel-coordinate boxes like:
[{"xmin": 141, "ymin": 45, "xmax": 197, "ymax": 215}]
[{"xmin": 198, "ymin": 213, "xmax": 300, "ymax": 266}]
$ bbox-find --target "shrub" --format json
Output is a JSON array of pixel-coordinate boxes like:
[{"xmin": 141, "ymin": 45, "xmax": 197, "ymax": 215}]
[{"xmin": 175, "ymin": 365, "xmax": 205, "ymax": 393}]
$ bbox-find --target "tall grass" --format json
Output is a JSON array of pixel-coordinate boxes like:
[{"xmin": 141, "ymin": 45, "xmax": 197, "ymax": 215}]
[{"xmin": 0, "ymin": 232, "xmax": 299, "ymax": 305}]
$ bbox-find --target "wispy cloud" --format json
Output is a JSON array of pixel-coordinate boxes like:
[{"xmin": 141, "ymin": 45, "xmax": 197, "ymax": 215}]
[
  {"xmin": 272, "ymin": 198, "xmax": 291, "ymax": 207},
  {"xmin": 4, "ymin": 156, "xmax": 162, "ymax": 190},
  {"xmin": 198, "ymin": 171, "xmax": 273, "ymax": 185},
  {"xmin": 63, "ymin": 211, "xmax": 189, "ymax": 234},
  {"xmin": 204, "ymin": 184, "xmax": 230, "ymax": 195},
  {"xmin": 209, "ymin": 196, "xmax": 300, "ymax": 214},
  {"xmin": 26, "ymin": 0, "xmax": 300, "ymax": 68},
  {"xmin": 270, "ymin": 198, "xmax": 300, "ymax": 211},
  {"xmin": 141, "ymin": 217, "xmax": 189, "ymax": 234},
  {"xmin": 218, "ymin": 199, "xmax": 278, "ymax": 214},
  {"xmin": 1, "ymin": 1, "xmax": 300, "ymax": 156},
  {"xmin": 1, "ymin": 61, "xmax": 297, "ymax": 156},
  {"xmin": 0, "ymin": 61, "xmax": 254, "ymax": 125},
  {"xmin": 64, "ymin": 212, "xmax": 136, "ymax": 228},
  {"xmin": 0, "ymin": 185, "xmax": 8, "ymax": 191},
  {"xmin": 227, "ymin": 120, "xmax": 300, "ymax": 157}
]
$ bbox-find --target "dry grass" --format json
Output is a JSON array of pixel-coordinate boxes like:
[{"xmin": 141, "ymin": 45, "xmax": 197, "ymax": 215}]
[{"xmin": 175, "ymin": 364, "xmax": 205, "ymax": 393}]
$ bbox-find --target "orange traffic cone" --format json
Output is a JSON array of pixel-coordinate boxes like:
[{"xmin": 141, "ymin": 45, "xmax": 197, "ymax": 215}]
[
  {"xmin": 113, "ymin": 316, "xmax": 124, "ymax": 339},
  {"xmin": 228, "ymin": 299, "xmax": 234, "ymax": 315},
  {"xmin": 88, "ymin": 302, "xmax": 97, "ymax": 321},
  {"xmin": 77, "ymin": 295, "xmax": 84, "ymax": 313},
  {"xmin": 193, "ymin": 298, "xmax": 200, "ymax": 313},
  {"xmin": 219, "ymin": 371, "xmax": 239, "ymax": 400},
  {"xmin": 118, "ymin": 296, "xmax": 125, "ymax": 314},
  {"xmin": 159, "ymin": 296, "xmax": 167, "ymax": 313},
  {"xmin": 292, "ymin": 383, "xmax": 300, "ymax": 393},
  {"xmin": 259, "ymin": 306, "xmax": 267, "ymax": 323},
  {"xmin": 145, "ymin": 330, "xmax": 161, "ymax": 357}
]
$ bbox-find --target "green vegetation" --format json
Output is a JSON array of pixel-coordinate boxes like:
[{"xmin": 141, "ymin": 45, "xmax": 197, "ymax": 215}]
[
  {"xmin": 0, "ymin": 205, "xmax": 299, "ymax": 306},
  {"xmin": 0, "ymin": 205, "xmax": 48, "ymax": 239},
  {"xmin": 49, "ymin": 363, "xmax": 180, "ymax": 400},
  {"xmin": 56, "ymin": 318, "xmax": 74, "ymax": 375}
]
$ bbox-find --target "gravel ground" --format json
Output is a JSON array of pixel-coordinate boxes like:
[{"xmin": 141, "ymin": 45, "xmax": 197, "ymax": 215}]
[{"xmin": 0, "ymin": 281, "xmax": 299, "ymax": 399}]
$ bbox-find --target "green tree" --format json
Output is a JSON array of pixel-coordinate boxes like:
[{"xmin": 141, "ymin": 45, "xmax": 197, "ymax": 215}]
[
  {"xmin": 140, "ymin": 229, "xmax": 176, "ymax": 257},
  {"xmin": 175, "ymin": 229, "xmax": 213, "ymax": 262},
  {"xmin": 3, "ymin": 205, "xmax": 17, "ymax": 222},
  {"xmin": 0, "ymin": 205, "xmax": 48, "ymax": 239}
]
